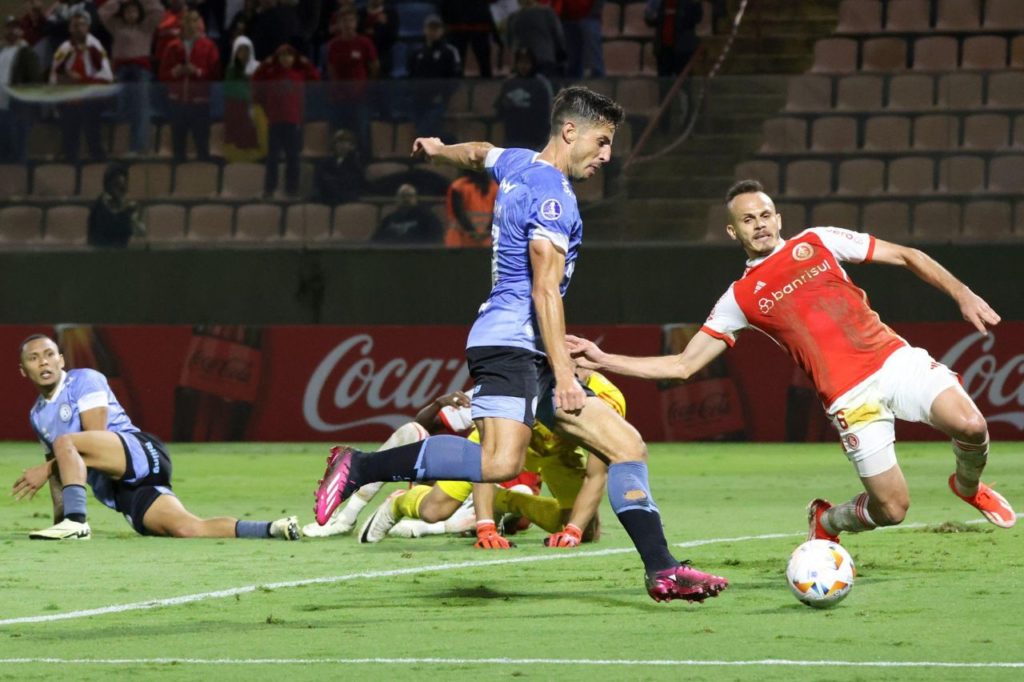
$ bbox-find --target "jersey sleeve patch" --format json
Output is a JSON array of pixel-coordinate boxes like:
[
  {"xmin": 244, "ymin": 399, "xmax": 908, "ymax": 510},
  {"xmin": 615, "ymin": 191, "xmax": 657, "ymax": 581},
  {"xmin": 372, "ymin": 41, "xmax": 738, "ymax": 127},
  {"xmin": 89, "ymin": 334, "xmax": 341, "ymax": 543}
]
[{"xmin": 812, "ymin": 226, "xmax": 872, "ymax": 263}]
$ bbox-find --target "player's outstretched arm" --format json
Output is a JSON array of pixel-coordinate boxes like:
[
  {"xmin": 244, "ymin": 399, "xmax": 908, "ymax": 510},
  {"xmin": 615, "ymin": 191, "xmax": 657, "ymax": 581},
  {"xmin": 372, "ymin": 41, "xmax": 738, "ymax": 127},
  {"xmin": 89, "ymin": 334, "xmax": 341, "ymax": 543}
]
[
  {"xmin": 566, "ymin": 331, "xmax": 728, "ymax": 382},
  {"xmin": 411, "ymin": 137, "xmax": 494, "ymax": 172},
  {"xmin": 871, "ymin": 240, "xmax": 1001, "ymax": 335},
  {"xmin": 414, "ymin": 390, "xmax": 472, "ymax": 431}
]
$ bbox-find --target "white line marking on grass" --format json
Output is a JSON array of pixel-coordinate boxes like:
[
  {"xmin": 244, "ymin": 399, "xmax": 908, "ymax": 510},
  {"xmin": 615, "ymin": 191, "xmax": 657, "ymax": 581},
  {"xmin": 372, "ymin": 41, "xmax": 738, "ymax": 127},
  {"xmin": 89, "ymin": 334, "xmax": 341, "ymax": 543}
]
[
  {"xmin": 1, "ymin": 657, "xmax": 1023, "ymax": 669},
  {"xmin": 0, "ymin": 514, "xmax": 1014, "ymax": 628}
]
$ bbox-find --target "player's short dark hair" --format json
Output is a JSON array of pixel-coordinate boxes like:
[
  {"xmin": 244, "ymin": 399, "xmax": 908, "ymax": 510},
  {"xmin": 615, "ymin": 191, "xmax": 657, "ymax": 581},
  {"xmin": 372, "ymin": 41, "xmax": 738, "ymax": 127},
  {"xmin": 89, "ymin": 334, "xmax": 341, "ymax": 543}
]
[
  {"xmin": 725, "ymin": 179, "xmax": 766, "ymax": 205},
  {"xmin": 550, "ymin": 86, "xmax": 625, "ymax": 136},
  {"xmin": 18, "ymin": 334, "xmax": 56, "ymax": 359}
]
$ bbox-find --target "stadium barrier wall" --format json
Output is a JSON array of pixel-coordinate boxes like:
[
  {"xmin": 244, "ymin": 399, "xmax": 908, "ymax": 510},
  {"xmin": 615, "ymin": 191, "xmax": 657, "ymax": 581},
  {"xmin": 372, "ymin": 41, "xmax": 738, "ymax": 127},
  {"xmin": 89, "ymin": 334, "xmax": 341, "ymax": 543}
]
[{"xmin": 5, "ymin": 322, "xmax": 1023, "ymax": 443}]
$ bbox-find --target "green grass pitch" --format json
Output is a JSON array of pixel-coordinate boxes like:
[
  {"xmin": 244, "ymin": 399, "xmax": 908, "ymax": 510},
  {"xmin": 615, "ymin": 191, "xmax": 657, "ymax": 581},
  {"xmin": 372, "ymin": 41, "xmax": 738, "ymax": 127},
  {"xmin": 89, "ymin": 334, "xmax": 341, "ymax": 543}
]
[{"xmin": 0, "ymin": 441, "xmax": 1021, "ymax": 681}]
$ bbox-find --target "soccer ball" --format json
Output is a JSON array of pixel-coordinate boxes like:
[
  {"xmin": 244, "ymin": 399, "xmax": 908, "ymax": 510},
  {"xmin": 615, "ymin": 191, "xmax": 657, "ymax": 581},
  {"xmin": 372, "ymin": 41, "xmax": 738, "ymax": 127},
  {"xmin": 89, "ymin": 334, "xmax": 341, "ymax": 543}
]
[{"xmin": 786, "ymin": 539, "xmax": 856, "ymax": 609}]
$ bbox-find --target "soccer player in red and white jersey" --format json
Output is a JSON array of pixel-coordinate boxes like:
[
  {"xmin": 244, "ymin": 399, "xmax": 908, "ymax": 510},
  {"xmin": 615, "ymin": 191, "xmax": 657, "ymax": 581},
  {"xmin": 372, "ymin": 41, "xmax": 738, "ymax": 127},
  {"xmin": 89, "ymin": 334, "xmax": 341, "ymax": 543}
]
[{"xmin": 567, "ymin": 179, "xmax": 1016, "ymax": 543}]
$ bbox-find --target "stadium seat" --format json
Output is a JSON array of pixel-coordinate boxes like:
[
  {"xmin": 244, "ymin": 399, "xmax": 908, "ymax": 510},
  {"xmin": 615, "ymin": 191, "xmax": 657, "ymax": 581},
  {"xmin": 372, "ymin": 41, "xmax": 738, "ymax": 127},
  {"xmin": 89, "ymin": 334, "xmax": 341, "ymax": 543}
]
[
  {"xmin": 961, "ymin": 36, "xmax": 1007, "ymax": 70},
  {"xmin": 621, "ymin": 3, "xmax": 653, "ymax": 37},
  {"xmin": 449, "ymin": 118, "xmax": 488, "ymax": 145},
  {"xmin": 1016, "ymin": 203, "xmax": 1024, "ymax": 234},
  {"xmin": 864, "ymin": 115, "xmax": 911, "ymax": 150},
  {"xmin": 935, "ymin": 0, "xmax": 981, "ymax": 30},
  {"xmin": 810, "ymin": 116, "xmax": 858, "ymax": 151},
  {"xmin": 837, "ymin": 0, "xmax": 882, "ymax": 32},
  {"xmin": 332, "ymin": 202, "xmax": 379, "ymax": 241},
  {"xmin": 370, "ymin": 121, "xmax": 395, "ymax": 158},
  {"xmin": 394, "ymin": 122, "xmax": 416, "ymax": 157},
  {"xmin": 617, "ymin": 79, "xmax": 660, "ymax": 114},
  {"xmin": 735, "ymin": 160, "xmax": 780, "ymax": 195},
  {"xmin": 836, "ymin": 158, "xmax": 885, "ymax": 195},
  {"xmin": 775, "ymin": 202, "xmax": 806, "ymax": 231},
  {"xmin": 912, "ymin": 37, "xmax": 958, "ymax": 72},
  {"xmin": 937, "ymin": 155, "xmax": 985, "ymax": 194},
  {"xmin": 0, "ymin": 205, "xmax": 43, "ymax": 242},
  {"xmin": 887, "ymin": 74, "xmax": 933, "ymax": 109},
  {"xmin": 912, "ymin": 114, "xmax": 958, "ymax": 150},
  {"xmin": 962, "ymin": 114, "xmax": 1009, "ymax": 150},
  {"xmin": 835, "ymin": 75, "xmax": 883, "ymax": 110},
  {"xmin": 641, "ymin": 42, "xmax": 658, "ymax": 75},
  {"xmin": 220, "ymin": 162, "xmax": 265, "ymax": 199},
  {"xmin": 987, "ymin": 155, "xmax": 1024, "ymax": 193},
  {"xmin": 208, "ymin": 122, "xmax": 224, "ymax": 159},
  {"xmin": 987, "ymin": 72, "xmax": 1024, "ymax": 108},
  {"xmin": 862, "ymin": 201, "xmax": 911, "ymax": 241},
  {"xmin": 235, "ymin": 204, "xmax": 282, "ymax": 241},
  {"xmin": 127, "ymin": 162, "xmax": 173, "ymax": 199},
  {"xmin": 43, "ymin": 205, "xmax": 88, "ymax": 244},
  {"xmin": 284, "ymin": 203, "xmax": 332, "ymax": 241},
  {"xmin": 144, "ymin": 204, "xmax": 187, "ymax": 242},
  {"xmin": 936, "ymin": 73, "xmax": 982, "ymax": 109},
  {"xmin": 0, "ymin": 164, "xmax": 28, "ymax": 197},
  {"xmin": 1015, "ymin": 115, "xmax": 1024, "ymax": 147},
  {"xmin": 887, "ymin": 156, "xmax": 935, "ymax": 194},
  {"xmin": 302, "ymin": 121, "xmax": 331, "ymax": 157},
  {"xmin": 810, "ymin": 38, "xmax": 857, "ymax": 73},
  {"xmin": 812, "ymin": 202, "xmax": 859, "ymax": 229},
  {"xmin": 784, "ymin": 160, "xmax": 832, "ymax": 197},
  {"xmin": 885, "ymin": 0, "xmax": 932, "ymax": 31},
  {"xmin": 962, "ymin": 200, "xmax": 1013, "ymax": 240},
  {"xmin": 470, "ymin": 79, "xmax": 502, "ymax": 116},
  {"xmin": 784, "ymin": 76, "xmax": 832, "ymax": 112},
  {"xmin": 603, "ymin": 41, "xmax": 643, "ymax": 76},
  {"xmin": 188, "ymin": 204, "xmax": 234, "ymax": 241},
  {"xmin": 760, "ymin": 117, "xmax": 807, "ymax": 152},
  {"xmin": 172, "ymin": 161, "xmax": 220, "ymax": 198},
  {"xmin": 704, "ymin": 204, "xmax": 732, "ymax": 243},
  {"xmin": 912, "ymin": 201, "xmax": 960, "ymax": 241},
  {"xmin": 862, "ymin": 38, "xmax": 908, "ymax": 72},
  {"xmin": 78, "ymin": 163, "xmax": 106, "ymax": 198},
  {"xmin": 446, "ymin": 82, "xmax": 471, "ymax": 115},
  {"xmin": 365, "ymin": 161, "xmax": 409, "ymax": 186},
  {"xmin": 601, "ymin": 2, "xmax": 620, "ymax": 36},
  {"xmin": 32, "ymin": 164, "xmax": 77, "ymax": 198},
  {"xmin": 985, "ymin": 0, "xmax": 1024, "ymax": 29}
]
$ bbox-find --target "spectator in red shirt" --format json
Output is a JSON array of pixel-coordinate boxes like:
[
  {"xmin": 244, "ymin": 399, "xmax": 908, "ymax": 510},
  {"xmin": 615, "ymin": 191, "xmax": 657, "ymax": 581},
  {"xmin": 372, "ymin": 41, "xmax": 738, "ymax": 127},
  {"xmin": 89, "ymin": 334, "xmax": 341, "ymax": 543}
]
[
  {"xmin": 153, "ymin": 0, "xmax": 185, "ymax": 68},
  {"xmin": 325, "ymin": 6, "xmax": 377, "ymax": 153},
  {"xmin": 253, "ymin": 42, "xmax": 320, "ymax": 197},
  {"xmin": 559, "ymin": 0, "xmax": 603, "ymax": 78},
  {"xmin": 158, "ymin": 9, "xmax": 220, "ymax": 160},
  {"xmin": 49, "ymin": 10, "xmax": 113, "ymax": 161},
  {"xmin": 645, "ymin": 0, "xmax": 703, "ymax": 77}
]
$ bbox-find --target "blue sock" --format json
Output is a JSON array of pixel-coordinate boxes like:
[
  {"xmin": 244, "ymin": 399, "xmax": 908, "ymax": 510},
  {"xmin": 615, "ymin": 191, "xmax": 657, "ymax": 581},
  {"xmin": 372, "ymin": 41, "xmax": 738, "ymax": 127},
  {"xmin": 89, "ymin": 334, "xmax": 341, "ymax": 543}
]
[
  {"xmin": 235, "ymin": 520, "xmax": 271, "ymax": 538},
  {"xmin": 62, "ymin": 484, "xmax": 88, "ymax": 523},
  {"xmin": 607, "ymin": 462, "xmax": 677, "ymax": 573},
  {"xmin": 356, "ymin": 435, "xmax": 483, "ymax": 482}
]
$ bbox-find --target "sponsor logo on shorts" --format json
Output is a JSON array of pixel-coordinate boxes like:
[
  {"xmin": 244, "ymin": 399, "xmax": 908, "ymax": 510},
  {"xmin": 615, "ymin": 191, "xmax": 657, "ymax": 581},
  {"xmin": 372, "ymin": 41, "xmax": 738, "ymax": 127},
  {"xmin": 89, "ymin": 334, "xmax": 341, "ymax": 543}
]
[
  {"xmin": 59, "ymin": 404, "xmax": 72, "ymax": 422},
  {"xmin": 757, "ymin": 259, "xmax": 831, "ymax": 314},
  {"xmin": 144, "ymin": 441, "xmax": 160, "ymax": 473},
  {"xmin": 540, "ymin": 199, "xmax": 562, "ymax": 221},
  {"xmin": 842, "ymin": 433, "xmax": 860, "ymax": 451},
  {"xmin": 792, "ymin": 243, "xmax": 814, "ymax": 261}
]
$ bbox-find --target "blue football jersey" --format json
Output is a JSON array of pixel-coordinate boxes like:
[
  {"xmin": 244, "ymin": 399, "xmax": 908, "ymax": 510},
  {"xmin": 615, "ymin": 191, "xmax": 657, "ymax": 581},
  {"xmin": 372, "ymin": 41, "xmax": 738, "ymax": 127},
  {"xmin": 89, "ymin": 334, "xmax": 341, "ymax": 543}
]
[
  {"xmin": 466, "ymin": 147, "xmax": 582, "ymax": 354},
  {"xmin": 29, "ymin": 368, "xmax": 139, "ymax": 511}
]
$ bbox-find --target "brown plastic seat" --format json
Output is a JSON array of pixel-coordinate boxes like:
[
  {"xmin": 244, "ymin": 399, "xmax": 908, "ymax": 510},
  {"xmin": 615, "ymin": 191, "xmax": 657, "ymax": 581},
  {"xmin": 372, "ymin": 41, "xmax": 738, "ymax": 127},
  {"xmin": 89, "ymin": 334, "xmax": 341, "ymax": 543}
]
[
  {"xmin": 835, "ymin": 75, "xmax": 883, "ymax": 110},
  {"xmin": 985, "ymin": 0, "xmax": 1024, "ymax": 29},
  {"xmin": 988, "ymin": 155, "xmax": 1024, "ymax": 193},
  {"xmin": 187, "ymin": 203, "xmax": 234, "ymax": 240},
  {"xmin": 962, "ymin": 114, "xmax": 1009, "ymax": 150},
  {"xmin": 220, "ymin": 162, "xmax": 265, "ymax": 199},
  {"xmin": 332, "ymin": 202, "xmax": 379, "ymax": 241},
  {"xmin": 44, "ymin": 205, "xmax": 89, "ymax": 244},
  {"xmin": 862, "ymin": 201, "xmax": 911, "ymax": 241},
  {"xmin": 1013, "ymin": 36, "xmax": 1024, "ymax": 68},
  {"xmin": 775, "ymin": 202, "xmax": 806, "ymax": 233},
  {"xmin": 78, "ymin": 163, "xmax": 107, "ymax": 198},
  {"xmin": 603, "ymin": 40, "xmax": 642, "ymax": 76},
  {"xmin": 32, "ymin": 163, "xmax": 77, "ymax": 198},
  {"xmin": 235, "ymin": 204, "xmax": 282, "ymax": 240},
  {"xmin": 811, "ymin": 116, "xmax": 858, "ymax": 151},
  {"xmin": 784, "ymin": 76, "xmax": 832, "ymax": 112},
  {"xmin": 284, "ymin": 203, "xmax": 331, "ymax": 241},
  {"xmin": 760, "ymin": 117, "xmax": 807, "ymax": 152},
  {"xmin": 144, "ymin": 204, "xmax": 187, "ymax": 242},
  {"xmin": 936, "ymin": 73, "xmax": 983, "ymax": 109},
  {"xmin": 0, "ymin": 164, "xmax": 28, "ymax": 197},
  {"xmin": 864, "ymin": 115, "xmax": 911, "ymax": 150},
  {"xmin": 172, "ymin": 161, "xmax": 219, "ymax": 198},
  {"xmin": 962, "ymin": 200, "xmax": 1012, "ymax": 239},
  {"xmin": 837, "ymin": 0, "xmax": 883, "ymax": 32},
  {"xmin": 734, "ymin": 160, "xmax": 780, "ymax": 195},
  {"xmin": 621, "ymin": 2, "xmax": 653, "ymax": 37},
  {"xmin": 0, "ymin": 205, "xmax": 43, "ymax": 242},
  {"xmin": 863, "ymin": 38, "xmax": 908, "ymax": 72},
  {"xmin": 704, "ymin": 204, "xmax": 732, "ymax": 243},
  {"xmin": 887, "ymin": 74, "xmax": 933, "ymax": 109},
  {"xmin": 987, "ymin": 72, "xmax": 1024, "ymax": 108},
  {"xmin": 370, "ymin": 121, "xmax": 395, "ymax": 158},
  {"xmin": 961, "ymin": 36, "xmax": 1007, "ymax": 70},
  {"xmin": 810, "ymin": 38, "xmax": 858, "ymax": 74},
  {"xmin": 912, "ymin": 201, "xmax": 960, "ymax": 241},
  {"xmin": 935, "ymin": 0, "xmax": 981, "ymax": 30},
  {"xmin": 937, "ymin": 155, "xmax": 985, "ymax": 194},
  {"xmin": 127, "ymin": 162, "xmax": 173, "ymax": 199},
  {"xmin": 836, "ymin": 158, "xmax": 885, "ymax": 195},
  {"xmin": 887, "ymin": 156, "xmax": 935, "ymax": 194},
  {"xmin": 913, "ymin": 37, "xmax": 958, "ymax": 71},
  {"xmin": 601, "ymin": 2, "xmax": 620, "ymax": 37},
  {"xmin": 785, "ymin": 160, "xmax": 832, "ymax": 197},
  {"xmin": 912, "ymin": 114, "xmax": 958, "ymax": 150},
  {"xmin": 302, "ymin": 121, "xmax": 331, "ymax": 157},
  {"xmin": 886, "ymin": 0, "xmax": 932, "ymax": 31},
  {"xmin": 617, "ymin": 79, "xmax": 660, "ymax": 113},
  {"xmin": 811, "ymin": 202, "xmax": 859, "ymax": 228}
]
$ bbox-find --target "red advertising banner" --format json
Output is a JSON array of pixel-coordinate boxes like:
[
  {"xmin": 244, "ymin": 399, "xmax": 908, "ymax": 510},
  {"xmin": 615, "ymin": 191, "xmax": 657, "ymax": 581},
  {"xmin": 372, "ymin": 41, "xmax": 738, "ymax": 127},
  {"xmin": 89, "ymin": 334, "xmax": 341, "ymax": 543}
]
[{"xmin": 3, "ymin": 322, "xmax": 1022, "ymax": 444}]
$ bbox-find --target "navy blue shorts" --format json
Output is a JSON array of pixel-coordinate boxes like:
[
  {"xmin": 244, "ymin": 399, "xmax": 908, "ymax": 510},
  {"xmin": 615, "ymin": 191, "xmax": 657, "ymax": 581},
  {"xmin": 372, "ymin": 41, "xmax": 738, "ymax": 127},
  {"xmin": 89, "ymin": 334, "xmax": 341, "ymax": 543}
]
[{"xmin": 114, "ymin": 432, "xmax": 175, "ymax": 536}]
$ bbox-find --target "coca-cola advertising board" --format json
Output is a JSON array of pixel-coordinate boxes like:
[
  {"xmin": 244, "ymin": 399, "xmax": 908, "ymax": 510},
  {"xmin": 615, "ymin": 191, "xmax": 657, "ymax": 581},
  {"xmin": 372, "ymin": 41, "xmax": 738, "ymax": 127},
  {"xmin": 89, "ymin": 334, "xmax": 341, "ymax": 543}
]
[{"xmin": 3, "ymin": 323, "xmax": 1022, "ymax": 443}]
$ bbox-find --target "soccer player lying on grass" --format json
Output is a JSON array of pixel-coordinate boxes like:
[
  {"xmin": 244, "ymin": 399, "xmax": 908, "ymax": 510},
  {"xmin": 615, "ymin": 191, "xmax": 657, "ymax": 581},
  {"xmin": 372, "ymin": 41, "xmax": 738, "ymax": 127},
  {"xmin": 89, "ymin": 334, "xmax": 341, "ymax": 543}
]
[
  {"xmin": 567, "ymin": 179, "xmax": 1016, "ymax": 546},
  {"xmin": 12, "ymin": 334, "xmax": 301, "ymax": 541}
]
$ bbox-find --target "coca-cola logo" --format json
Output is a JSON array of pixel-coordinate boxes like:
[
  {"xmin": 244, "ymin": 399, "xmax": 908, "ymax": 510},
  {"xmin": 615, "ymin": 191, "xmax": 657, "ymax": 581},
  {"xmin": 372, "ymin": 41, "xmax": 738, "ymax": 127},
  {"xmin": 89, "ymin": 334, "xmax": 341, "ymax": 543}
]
[
  {"xmin": 667, "ymin": 390, "xmax": 733, "ymax": 423},
  {"xmin": 939, "ymin": 331, "xmax": 1024, "ymax": 430},
  {"xmin": 303, "ymin": 334, "xmax": 471, "ymax": 433},
  {"xmin": 187, "ymin": 349, "xmax": 253, "ymax": 384}
]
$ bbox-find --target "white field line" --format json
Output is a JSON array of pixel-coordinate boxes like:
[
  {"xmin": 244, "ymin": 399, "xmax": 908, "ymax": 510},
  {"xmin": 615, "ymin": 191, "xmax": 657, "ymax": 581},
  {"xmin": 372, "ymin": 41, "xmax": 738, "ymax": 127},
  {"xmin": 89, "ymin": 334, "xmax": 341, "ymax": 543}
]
[
  {"xmin": 0, "ymin": 514, "xmax": 1014, "ymax": 628},
  {"xmin": 0, "ymin": 657, "xmax": 1022, "ymax": 669}
]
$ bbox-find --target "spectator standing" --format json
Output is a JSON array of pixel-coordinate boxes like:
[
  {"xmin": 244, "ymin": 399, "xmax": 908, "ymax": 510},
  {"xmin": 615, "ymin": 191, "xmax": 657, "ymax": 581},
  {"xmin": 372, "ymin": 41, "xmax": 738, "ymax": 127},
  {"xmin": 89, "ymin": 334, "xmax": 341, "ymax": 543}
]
[
  {"xmin": 440, "ymin": 0, "xmax": 493, "ymax": 78},
  {"xmin": 559, "ymin": 0, "xmax": 603, "ymax": 78},
  {"xmin": 98, "ymin": 0, "xmax": 162, "ymax": 155},
  {"xmin": 153, "ymin": 0, "xmax": 185, "ymax": 69},
  {"xmin": 88, "ymin": 162, "xmax": 146, "ymax": 247},
  {"xmin": 314, "ymin": 128, "xmax": 364, "ymax": 204},
  {"xmin": 18, "ymin": 0, "xmax": 49, "ymax": 66},
  {"xmin": 444, "ymin": 169, "xmax": 496, "ymax": 248},
  {"xmin": 222, "ymin": 34, "xmax": 266, "ymax": 162},
  {"xmin": 253, "ymin": 42, "xmax": 319, "ymax": 197},
  {"xmin": 45, "ymin": 0, "xmax": 109, "ymax": 56},
  {"xmin": 0, "ymin": 15, "xmax": 42, "ymax": 162},
  {"xmin": 248, "ymin": 0, "xmax": 302, "ymax": 60},
  {"xmin": 645, "ymin": 0, "xmax": 703, "ymax": 77},
  {"xmin": 506, "ymin": 0, "xmax": 565, "ymax": 78},
  {"xmin": 159, "ymin": 9, "xmax": 220, "ymax": 161},
  {"xmin": 325, "ymin": 6, "xmax": 377, "ymax": 152},
  {"xmin": 357, "ymin": 0, "xmax": 397, "ymax": 78},
  {"xmin": 406, "ymin": 14, "xmax": 460, "ymax": 137},
  {"xmin": 494, "ymin": 47, "xmax": 551, "ymax": 150},
  {"xmin": 49, "ymin": 10, "xmax": 113, "ymax": 161},
  {"xmin": 373, "ymin": 183, "xmax": 443, "ymax": 244}
]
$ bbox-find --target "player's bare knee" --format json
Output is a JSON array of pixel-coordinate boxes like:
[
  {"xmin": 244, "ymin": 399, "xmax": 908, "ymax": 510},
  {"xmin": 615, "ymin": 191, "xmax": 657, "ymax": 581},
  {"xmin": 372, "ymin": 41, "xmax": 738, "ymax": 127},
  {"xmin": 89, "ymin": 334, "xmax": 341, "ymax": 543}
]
[
  {"xmin": 52, "ymin": 434, "xmax": 76, "ymax": 456},
  {"xmin": 875, "ymin": 497, "xmax": 910, "ymax": 526},
  {"xmin": 956, "ymin": 413, "xmax": 988, "ymax": 444},
  {"xmin": 603, "ymin": 439, "xmax": 647, "ymax": 464}
]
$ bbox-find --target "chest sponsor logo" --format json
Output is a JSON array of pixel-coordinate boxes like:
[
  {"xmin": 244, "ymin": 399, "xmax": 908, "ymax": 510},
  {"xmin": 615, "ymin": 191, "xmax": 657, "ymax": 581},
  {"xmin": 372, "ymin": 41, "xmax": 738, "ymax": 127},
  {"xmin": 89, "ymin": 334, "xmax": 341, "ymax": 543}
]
[
  {"xmin": 756, "ymin": 259, "xmax": 831, "ymax": 314},
  {"xmin": 792, "ymin": 243, "xmax": 814, "ymax": 261},
  {"xmin": 59, "ymin": 403, "xmax": 72, "ymax": 422},
  {"xmin": 540, "ymin": 198, "xmax": 562, "ymax": 221}
]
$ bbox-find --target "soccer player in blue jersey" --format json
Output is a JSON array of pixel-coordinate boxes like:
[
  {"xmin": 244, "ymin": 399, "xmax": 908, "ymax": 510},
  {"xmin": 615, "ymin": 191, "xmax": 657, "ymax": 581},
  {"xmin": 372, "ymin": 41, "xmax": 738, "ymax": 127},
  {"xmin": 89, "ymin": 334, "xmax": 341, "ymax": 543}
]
[
  {"xmin": 12, "ymin": 334, "xmax": 300, "ymax": 541},
  {"xmin": 313, "ymin": 86, "xmax": 728, "ymax": 603}
]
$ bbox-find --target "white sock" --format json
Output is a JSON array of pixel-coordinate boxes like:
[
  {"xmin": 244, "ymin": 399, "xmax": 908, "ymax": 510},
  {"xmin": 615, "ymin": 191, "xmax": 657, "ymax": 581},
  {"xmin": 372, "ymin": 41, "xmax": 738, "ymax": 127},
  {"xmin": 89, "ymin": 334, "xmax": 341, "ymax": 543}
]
[
  {"xmin": 823, "ymin": 493, "xmax": 877, "ymax": 534},
  {"xmin": 952, "ymin": 437, "xmax": 989, "ymax": 496},
  {"xmin": 390, "ymin": 519, "xmax": 446, "ymax": 537}
]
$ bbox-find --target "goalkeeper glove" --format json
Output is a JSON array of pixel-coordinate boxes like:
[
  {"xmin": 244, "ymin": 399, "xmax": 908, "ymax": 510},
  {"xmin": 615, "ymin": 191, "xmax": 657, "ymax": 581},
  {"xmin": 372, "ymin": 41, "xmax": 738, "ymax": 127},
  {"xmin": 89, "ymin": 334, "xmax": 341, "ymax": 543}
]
[
  {"xmin": 474, "ymin": 520, "xmax": 515, "ymax": 549},
  {"xmin": 544, "ymin": 523, "xmax": 582, "ymax": 548}
]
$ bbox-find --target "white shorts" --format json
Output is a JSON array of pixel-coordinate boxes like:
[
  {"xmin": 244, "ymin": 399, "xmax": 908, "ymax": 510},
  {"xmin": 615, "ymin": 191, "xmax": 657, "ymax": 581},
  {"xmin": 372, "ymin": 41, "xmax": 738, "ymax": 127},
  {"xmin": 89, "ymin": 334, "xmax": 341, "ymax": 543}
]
[{"xmin": 826, "ymin": 346, "xmax": 964, "ymax": 477}]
